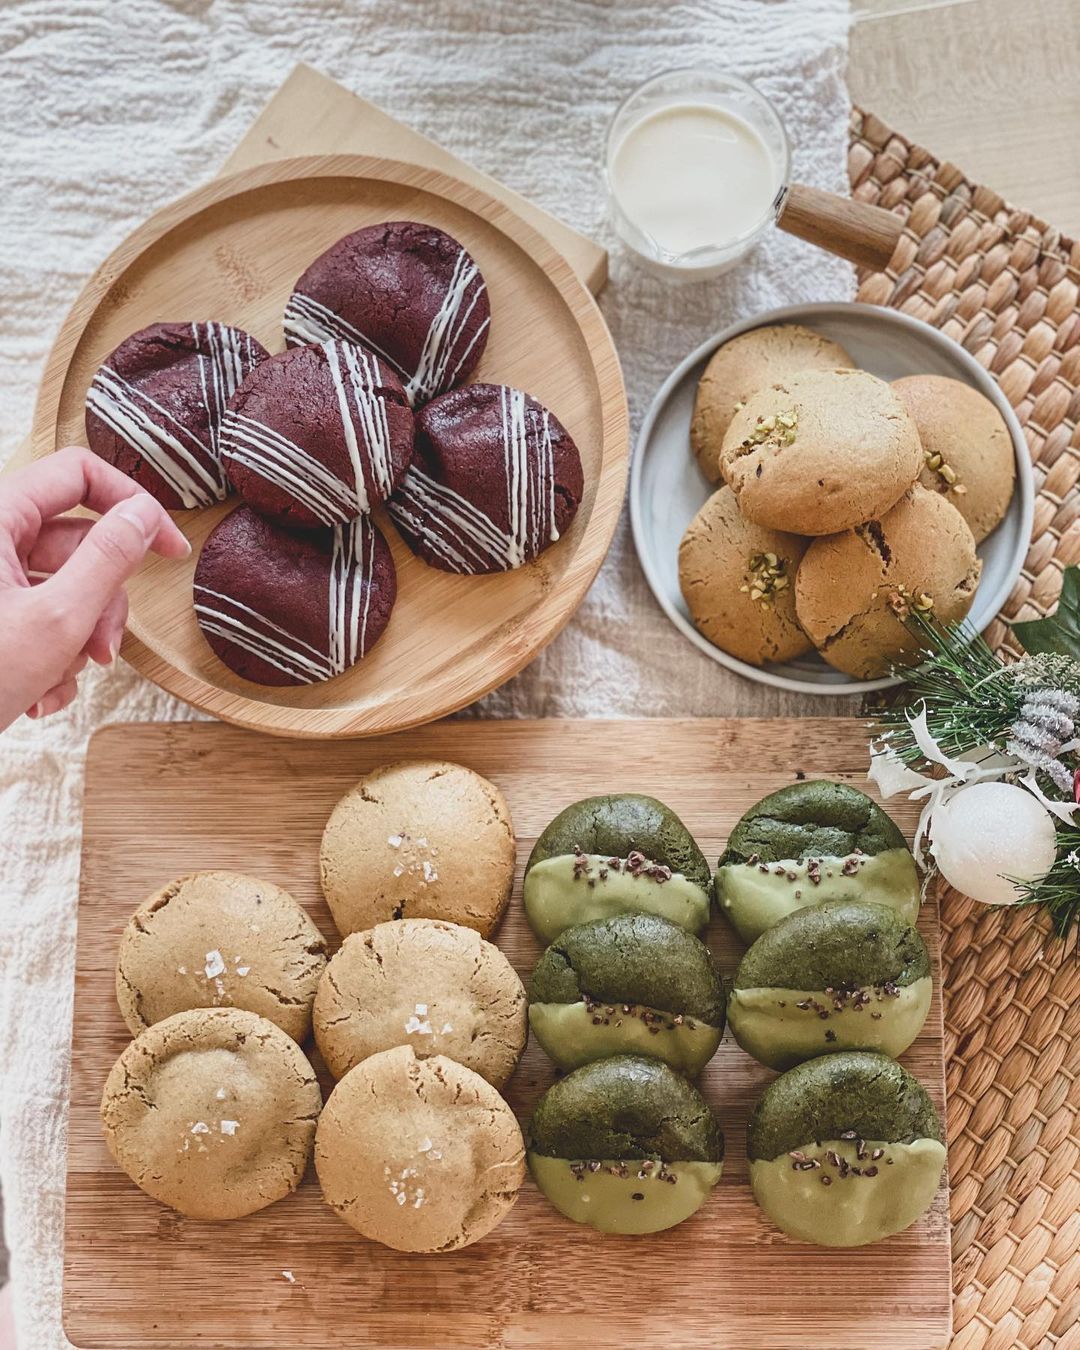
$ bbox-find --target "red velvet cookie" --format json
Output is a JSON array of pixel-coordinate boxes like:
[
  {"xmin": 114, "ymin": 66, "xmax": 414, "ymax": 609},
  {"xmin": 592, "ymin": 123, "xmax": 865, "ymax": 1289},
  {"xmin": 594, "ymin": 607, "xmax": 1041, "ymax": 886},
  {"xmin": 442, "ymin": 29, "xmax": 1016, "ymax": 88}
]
[
  {"xmin": 388, "ymin": 383, "xmax": 584, "ymax": 574},
  {"xmin": 85, "ymin": 321, "xmax": 268, "ymax": 510},
  {"xmin": 194, "ymin": 505, "xmax": 396, "ymax": 687},
  {"xmin": 219, "ymin": 340, "xmax": 414, "ymax": 529},
  {"xmin": 283, "ymin": 221, "xmax": 490, "ymax": 407}
]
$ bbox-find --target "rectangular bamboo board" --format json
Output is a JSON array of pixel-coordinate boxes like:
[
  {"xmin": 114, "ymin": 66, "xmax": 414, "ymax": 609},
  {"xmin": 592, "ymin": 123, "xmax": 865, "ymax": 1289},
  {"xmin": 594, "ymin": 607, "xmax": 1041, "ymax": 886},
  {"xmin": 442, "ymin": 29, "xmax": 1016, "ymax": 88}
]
[{"xmin": 65, "ymin": 719, "xmax": 951, "ymax": 1349}]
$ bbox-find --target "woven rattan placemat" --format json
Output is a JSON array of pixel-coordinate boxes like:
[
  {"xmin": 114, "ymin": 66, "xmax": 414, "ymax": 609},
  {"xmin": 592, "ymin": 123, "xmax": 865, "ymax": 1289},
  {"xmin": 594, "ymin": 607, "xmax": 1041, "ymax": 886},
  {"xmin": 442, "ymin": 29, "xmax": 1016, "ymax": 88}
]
[{"xmin": 850, "ymin": 109, "xmax": 1080, "ymax": 1350}]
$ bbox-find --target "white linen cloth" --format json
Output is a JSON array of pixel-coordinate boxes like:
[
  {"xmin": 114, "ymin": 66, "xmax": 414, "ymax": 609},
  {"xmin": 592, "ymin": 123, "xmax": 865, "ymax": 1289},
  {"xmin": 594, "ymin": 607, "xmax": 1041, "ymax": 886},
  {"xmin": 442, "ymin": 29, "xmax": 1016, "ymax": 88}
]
[{"xmin": 0, "ymin": 2, "xmax": 853, "ymax": 1343}]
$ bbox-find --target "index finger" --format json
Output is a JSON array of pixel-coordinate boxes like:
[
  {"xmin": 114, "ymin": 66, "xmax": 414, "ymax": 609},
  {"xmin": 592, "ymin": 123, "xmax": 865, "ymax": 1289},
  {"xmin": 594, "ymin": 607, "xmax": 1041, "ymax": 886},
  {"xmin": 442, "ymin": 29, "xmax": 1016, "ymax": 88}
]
[{"xmin": 1, "ymin": 445, "xmax": 190, "ymax": 556}]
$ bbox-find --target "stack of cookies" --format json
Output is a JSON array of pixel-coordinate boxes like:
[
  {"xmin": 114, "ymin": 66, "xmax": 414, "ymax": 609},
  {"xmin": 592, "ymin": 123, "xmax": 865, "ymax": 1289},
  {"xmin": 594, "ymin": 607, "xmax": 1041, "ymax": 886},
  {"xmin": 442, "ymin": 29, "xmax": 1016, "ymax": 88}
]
[
  {"xmin": 678, "ymin": 323, "xmax": 1016, "ymax": 677},
  {"xmin": 84, "ymin": 221, "xmax": 585, "ymax": 689}
]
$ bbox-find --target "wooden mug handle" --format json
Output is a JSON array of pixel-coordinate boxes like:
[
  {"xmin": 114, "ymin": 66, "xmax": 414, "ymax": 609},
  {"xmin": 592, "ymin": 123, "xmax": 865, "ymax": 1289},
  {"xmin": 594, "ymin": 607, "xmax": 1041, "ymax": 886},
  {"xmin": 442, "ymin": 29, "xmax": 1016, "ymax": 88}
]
[{"xmin": 777, "ymin": 183, "xmax": 904, "ymax": 272}]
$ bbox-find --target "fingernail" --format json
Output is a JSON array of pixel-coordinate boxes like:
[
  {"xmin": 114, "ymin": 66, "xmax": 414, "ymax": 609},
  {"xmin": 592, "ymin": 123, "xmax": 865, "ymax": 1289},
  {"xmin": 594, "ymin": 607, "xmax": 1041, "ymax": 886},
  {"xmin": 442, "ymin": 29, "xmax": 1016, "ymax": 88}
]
[
  {"xmin": 109, "ymin": 637, "xmax": 121, "ymax": 662},
  {"xmin": 115, "ymin": 494, "xmax": 162, "ymax": 545},
  {"xmin": 25, "ymin": 703, "xmax": 42, "ymax": 720}
]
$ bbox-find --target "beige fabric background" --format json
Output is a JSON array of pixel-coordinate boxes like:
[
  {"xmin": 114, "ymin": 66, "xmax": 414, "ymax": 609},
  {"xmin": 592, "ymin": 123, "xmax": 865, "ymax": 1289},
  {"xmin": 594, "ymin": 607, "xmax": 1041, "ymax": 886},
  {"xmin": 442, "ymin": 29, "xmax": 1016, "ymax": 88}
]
[{"xmin": 0, "ymin": 2, "xmax": 853, "ymax": 1344}]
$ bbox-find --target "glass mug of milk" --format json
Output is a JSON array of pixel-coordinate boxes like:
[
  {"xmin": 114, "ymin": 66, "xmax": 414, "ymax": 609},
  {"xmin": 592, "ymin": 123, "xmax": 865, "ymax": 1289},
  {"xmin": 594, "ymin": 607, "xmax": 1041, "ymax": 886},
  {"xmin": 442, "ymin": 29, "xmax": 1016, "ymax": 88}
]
[{"xmin": 606, "ymin": 69, "xmax": 901, "ymax": 281}]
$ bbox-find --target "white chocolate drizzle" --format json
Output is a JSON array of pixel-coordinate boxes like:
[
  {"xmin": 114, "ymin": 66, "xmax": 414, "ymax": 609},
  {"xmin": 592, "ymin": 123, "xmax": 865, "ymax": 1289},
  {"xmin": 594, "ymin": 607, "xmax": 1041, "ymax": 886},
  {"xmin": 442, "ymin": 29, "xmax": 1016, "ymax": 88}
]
[
  {"xmin": 220, "ymin": 341, "xmax": 399, "ymax": 524},
  {"xmin": 283, "ymin": 246, "xmax": 488, "ymax": 406},
  {"xmin": 86, "ymin": 322, "xmax": 258, "ymax": 507},
  {"xmin": 388, "ymin": 385, "xmax": 559, "ymax": 574},
  {"xmin": 195, "ymin": 517, "xmax": 382, "ymax": 684}
]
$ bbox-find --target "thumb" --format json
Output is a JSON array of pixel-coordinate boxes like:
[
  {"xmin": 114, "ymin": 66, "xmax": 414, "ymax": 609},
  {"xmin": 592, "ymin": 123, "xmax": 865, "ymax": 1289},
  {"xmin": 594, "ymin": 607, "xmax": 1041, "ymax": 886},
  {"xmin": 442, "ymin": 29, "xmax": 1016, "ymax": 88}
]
[{"xmin": 41, "ymin": 494, "xmax": 165, "ymax": 645}]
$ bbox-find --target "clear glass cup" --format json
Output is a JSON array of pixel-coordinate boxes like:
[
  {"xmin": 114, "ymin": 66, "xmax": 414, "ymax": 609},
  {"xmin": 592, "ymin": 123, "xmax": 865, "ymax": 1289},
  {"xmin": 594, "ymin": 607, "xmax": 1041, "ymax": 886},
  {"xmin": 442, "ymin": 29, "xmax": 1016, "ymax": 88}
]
[{"xmin": 605, "ymin": 69, "xmax": 791, "ymax": 281}]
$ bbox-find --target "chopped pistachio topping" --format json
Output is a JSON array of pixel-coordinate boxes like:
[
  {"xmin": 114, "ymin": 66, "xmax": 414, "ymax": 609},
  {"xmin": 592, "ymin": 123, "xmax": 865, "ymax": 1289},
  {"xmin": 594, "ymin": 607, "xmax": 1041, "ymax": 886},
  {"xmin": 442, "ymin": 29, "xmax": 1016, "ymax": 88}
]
[
  {"xmin": 924, "ymin": 448, "xmax": 965, "ymax": 494},
  {"xmin": 887, "ymin": 583, "xmax": 934, "ymax": 618},
  {"xmin": 742, "ymin": 408, "xmax": 798, "ymax": 449},
  {"xmin": 739, "ymin": 551, "xmax": 790, "ymax": 610}
]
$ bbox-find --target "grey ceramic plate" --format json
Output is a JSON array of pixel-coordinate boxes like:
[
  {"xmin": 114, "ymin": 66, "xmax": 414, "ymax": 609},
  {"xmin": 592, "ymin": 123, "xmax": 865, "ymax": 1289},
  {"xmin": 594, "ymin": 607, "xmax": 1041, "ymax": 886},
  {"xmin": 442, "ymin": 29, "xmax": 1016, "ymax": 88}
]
[{"xmin": 630, "ymin": 301, "xmax": 1034, "ymax": 696}]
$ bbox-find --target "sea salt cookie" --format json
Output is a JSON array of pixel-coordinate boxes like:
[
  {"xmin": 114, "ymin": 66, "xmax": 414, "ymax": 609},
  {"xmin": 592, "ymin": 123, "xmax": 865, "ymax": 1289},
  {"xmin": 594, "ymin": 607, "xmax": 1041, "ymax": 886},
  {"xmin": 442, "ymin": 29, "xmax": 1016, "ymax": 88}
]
[
  {"xmin": 100, "ymin": 1007, "xmax": 321, "ymax": 1220},
  {"xmin": 313, "ymin": 919, "xmax": 527, "ymax": 1087},
  {"xmin": 320, "ymin": 760, "xmax": 515, "ymax": 938},
  {"xmin": 284, "ymin": 220, "xmax": 491, "ymax": 406},
  {"xmin": 714, "ymin": 779, "xmax": 920, "ymax": 945},
  {"xmin": 527, "ymin": 1055, "xmax": 724, "ymax": 1234},
  {"xmin": 893, "ymin": 374, "xmax": 1016, "ymax": 542},
  {"xmin": 524, "ymin": 793, "xmax": 711, "ymax": 943},
  {"xmin": 193, "ymin": 504, "xmax": 396, "ymax": 686},
  {"xmin": 678, "ymin": 485, "xmax": 812, "ymax": 665},
  {"xmin": 728, "ymin": 900, "xmax": 931, "ymax": 1071},
  {"xmin": 115, "ymin": 871, "xmax": 327, "ymax": 1043},
  {"xmin": 747, "ymin": 1051, "xmax": 945, "ymax": 1246},
  {"xmin": 691, "ymin": 324, "xmax": 855, "ymax": 483},
  {"xmin": 219, "ymin": 340, "xmax": 414, "ymax": 529},
  {"xmin": 389, "ymin": 382, "xmax": 584, "ymax": 574},
  {"xmin": 795, "ymin": 485, "xmax": 981, "ymax": 679},
  {"xmin": 85, "ymin": 320, "xmax": 268, "ymax": 509},
  {"xmin": 315, "ymin": 1044, "xmax": 525, "ymax": 1251},
  {"xmin": 719, "ymin": 368, "xmax": 923, "ymax": 535}
]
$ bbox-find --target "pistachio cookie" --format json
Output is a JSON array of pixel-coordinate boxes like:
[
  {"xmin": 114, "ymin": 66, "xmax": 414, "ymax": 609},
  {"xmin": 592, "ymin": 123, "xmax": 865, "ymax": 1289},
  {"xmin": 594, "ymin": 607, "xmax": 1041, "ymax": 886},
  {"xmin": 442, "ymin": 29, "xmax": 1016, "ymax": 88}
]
[
  {"xmin": 528, "ymin": 1055, "xmax": 724, "ymax": 1234},
  {"xmin": 747, "ymin": 1051, "xmax": 946, "ymax": 1246},
  {"xmin": 100, "ymin": 1008, "xmax": 321, "ymax": 1220},
  {"xmin": 320, "ymin": 760, "xmax": 515, "ymax": 938},
  {"xmin": 115, "ymin": 871, "xmax": 327, "ymax": 1043},
  {"xmin": 523, "ymin": 793, "xmax": 711, "ymax": 943},
  {"xmin": 719, "ymin": 368, "xmax": 922, "ymax": 536},
  {"xmin": 315, "ymin": 1045, "xmax": 525, "ymax": 1251},
  {"xmin": 795, "ymin": 485, "xmax": 981, "ymax": 679},
  {"xmin": 313, "ymin": 919, "xmax": 527, "ymax": 1088},
  {"xmin": 728, "ymin": 900, "xmax": 931, "ymax": 1070},
  {"xmin": 715, "ymin": 780, "xmax": 919, "ymax": 945},
  {"xmin": 691, "ymin": 324, "xmax": 855, "ymax": 483},
  {"xmin": 529, "ymin": 913, "xmax": 725, "ymax": 1075},
  {"xmin": 893, "ymin": 374, "xmax": 1015, "ymax": 542},
  {"xmin": 678, "ymin": 485, "xmax": 812, "ymax": 665}
]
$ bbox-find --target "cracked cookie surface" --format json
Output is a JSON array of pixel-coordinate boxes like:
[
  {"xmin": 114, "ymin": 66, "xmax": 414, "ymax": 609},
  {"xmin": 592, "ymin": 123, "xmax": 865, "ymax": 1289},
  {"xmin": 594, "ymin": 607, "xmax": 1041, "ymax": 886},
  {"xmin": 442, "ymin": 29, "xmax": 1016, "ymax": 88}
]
[
  {"xmin": 320, "ymin": 760, "xmax": 515, "ymax": 938},
  {"xmin": 691, "ymin": 324, "xmax": 854, "ymax": 483},
  {"xmin": 719, "ymin": 368, "xmax": 922, "ymax": 535},
  {"xmin": 794, "ymin": 485, "xmax": 980, "ymax": 678},
  {"xmin": 315, "ymin": 1044, "xmax": 524, "ymax": 1251},
  {"xmin": 313, "ymin": 918, "xmax": 526, "ymax": 1087},
  {"xmin": 115, "ymin": 870, "xmax": 327, "ymax": 1042},
  {"xmin": 678, "ymin": 484, "xmax": 812, "ymax": 665},
  {"xmin": 100, "ymin": 1007, "xmax": 321, "ymax": 1220}
]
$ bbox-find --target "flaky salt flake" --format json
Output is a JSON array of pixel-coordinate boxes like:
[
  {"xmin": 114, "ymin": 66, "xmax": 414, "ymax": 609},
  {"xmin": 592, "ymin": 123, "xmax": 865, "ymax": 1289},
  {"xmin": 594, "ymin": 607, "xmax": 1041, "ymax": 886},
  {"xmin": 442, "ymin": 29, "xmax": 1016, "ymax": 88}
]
[
  {"xmin": 440, "ymin": 1022, "xmax": 453, "ymax": 1034},
  {"xmin": 388, "ymin": 834, "xmax": 404, "ymax": 848},
  {"xmin": 191, "ymin": 1121, "xmax": 210, "ymax": 1135},
  {"xmin": 176, "ymin": 966, "xmax": 187, "ymax": 975},
  {"xmin": 396, "ymin": 1191, "xmax": 407, "ymax": 1206},
  {"xmin": 281, "ymin": 1270, "xmax": 296, "ymax": 1284},
  {"xmin": 215, "ymin": 1088, "xmax": 227, "ymax": 1101},
  {"xmin": 422, "ymin": 861, "xmax": 438, "ymax": 883},
  {"xmin": 235, "ymin": 966, "xmax": 250, "ymax": 976},
  {"xmin": 204, "ymin": 950, "xmax": 226, "ymax": 979},
  {"xmin": 418, "ymin": 1137, "xmax": 433, "ymax": 1152},
  {"xmin": 221, "ymin": 1120, "xmax": 239, "ymax": 1136}
]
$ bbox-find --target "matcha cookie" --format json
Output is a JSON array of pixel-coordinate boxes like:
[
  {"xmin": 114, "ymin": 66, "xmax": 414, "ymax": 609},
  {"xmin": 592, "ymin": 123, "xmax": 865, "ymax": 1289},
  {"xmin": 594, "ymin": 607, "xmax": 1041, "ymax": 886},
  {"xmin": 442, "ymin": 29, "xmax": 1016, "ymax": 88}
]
[
  {"xmin": 524, "ymin": 794, "xmax": 711, "ymax": 943},
  {"xmin": 719, "ymin": 369, "xmax": 922, "ymax": 536},
  {"xmin": 315, "ymin": 1045, "xmax": 525, "ymax": 1251},
  {"xmin": 320, "ymin": 760, "xmax": 515, "ymax": 939},
  {"xmin": 529, "ymin": 913, "xmax": 724, "ymax": 1075},
  {"xmin": 115, "ymin": 871, "xmax": 328, "ymax": 1043},
  {"xmin": 729, "ymin": 900, "xmax": 931, "ymax": 1070},
  {"xmin": 691, "ymin": 325, "xmax": 855, "ymax": 483},
  {"xmin": 715, "ymin": 780, "xmax": 919, "ymax": 945},
  {"xmin": 100, "ymin": 1008, "xmax": 321, "ymax": 1220},
  {"xmin": 747, "ymin": 1051, "xmax": 945, "ymax": 1246},
  {"xmin": 795, "ymin": 485, "xmax": 981, "ymax": 678},
  {"xmin": 528, "ymin": 1055, "xmax": 724, "ymax": 1234},
  {"xmin": 313, "ymin": 919, "xmax": 527, "ymax": 1088},
  {"xmin": 894, "ymin": 374, "xmax": 1015, "ymax": 543},
  {"xmin": 678, "ymin": 486, "xmax": 812, "ymax": 665}
]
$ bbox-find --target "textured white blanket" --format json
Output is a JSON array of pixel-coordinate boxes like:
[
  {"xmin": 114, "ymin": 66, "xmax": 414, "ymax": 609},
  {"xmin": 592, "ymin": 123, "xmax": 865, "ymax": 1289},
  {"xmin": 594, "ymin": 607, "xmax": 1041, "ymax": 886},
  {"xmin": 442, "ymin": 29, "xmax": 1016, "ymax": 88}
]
[{"xmin": 0, "ymin": 2, "xmax": 852, "ymax": 1344}]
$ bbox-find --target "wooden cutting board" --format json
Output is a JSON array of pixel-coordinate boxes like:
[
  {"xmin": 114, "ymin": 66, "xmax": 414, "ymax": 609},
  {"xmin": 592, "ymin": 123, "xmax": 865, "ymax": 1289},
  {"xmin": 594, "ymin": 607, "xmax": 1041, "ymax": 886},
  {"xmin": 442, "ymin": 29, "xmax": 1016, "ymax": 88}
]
[{"xmin": 65, "ymin": 718, "xmax": 951, "ymax": 1349}]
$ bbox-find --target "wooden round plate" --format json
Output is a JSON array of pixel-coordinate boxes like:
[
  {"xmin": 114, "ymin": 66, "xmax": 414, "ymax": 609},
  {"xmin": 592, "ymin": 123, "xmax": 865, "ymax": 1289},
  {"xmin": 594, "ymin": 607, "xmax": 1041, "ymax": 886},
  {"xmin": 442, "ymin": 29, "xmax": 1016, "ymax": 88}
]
[{"xmin": 32, "ymin": 154, "xmax": 628, "ymax": 737}]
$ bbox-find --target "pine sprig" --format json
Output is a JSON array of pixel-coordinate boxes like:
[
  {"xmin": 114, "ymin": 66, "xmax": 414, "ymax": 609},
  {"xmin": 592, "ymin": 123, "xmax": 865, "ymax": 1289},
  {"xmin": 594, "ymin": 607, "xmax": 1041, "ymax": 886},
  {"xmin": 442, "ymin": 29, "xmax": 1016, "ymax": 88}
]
[{"xmin": 1011, "ymin": 825, "xmax": 1080, "ymax": 944}]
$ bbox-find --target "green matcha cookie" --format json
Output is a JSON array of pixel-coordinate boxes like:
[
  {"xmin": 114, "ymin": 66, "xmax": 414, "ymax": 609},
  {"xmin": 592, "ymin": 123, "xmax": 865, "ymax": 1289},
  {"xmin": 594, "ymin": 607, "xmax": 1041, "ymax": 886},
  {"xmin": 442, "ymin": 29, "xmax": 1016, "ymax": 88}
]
[
  {"xmin": 715, "ymin": 781, "xmax": 920, "ymax": 945},
  {"xmin": 528, "ymin": 913, "xmax": 725, "ymax": 1075},
  {"xmin": 528, "ymin": 1055, "xmax": 724, "ymax": 1234},
  {"xmin": 729, "ymin": 900, "xmax": 932, "ymax": 1070},
  {"xmin": 747, "ymin": 1051, "xmax": 945, "ymax": 1247},
  {"xmin": 524, "ymin": 794, "xmax": 711, "ymax": 943}
]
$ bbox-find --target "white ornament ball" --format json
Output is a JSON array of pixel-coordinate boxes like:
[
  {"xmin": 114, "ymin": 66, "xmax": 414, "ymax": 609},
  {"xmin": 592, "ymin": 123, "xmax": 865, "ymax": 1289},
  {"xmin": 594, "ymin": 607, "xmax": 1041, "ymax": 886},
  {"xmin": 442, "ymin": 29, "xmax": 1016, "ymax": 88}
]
[{"xmin": 930, "ymin": 781, "xmax": 1058, "ymax": 905}]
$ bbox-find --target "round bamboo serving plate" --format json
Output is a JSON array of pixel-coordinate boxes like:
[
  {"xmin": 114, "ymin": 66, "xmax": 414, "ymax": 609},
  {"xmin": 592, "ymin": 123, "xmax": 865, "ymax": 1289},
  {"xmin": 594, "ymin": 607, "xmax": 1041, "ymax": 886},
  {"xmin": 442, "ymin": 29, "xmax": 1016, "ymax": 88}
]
[{"xmin": 31, "ymin": 154, "xmax": 628, "ymax": 738}]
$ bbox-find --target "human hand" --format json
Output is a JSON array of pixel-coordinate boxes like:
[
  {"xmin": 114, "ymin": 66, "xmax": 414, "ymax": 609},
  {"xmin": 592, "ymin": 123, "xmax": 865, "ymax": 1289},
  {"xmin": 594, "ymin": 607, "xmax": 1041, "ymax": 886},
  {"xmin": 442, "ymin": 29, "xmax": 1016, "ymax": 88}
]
[{"xmin": 0, "ymin": 445, "xmax": 190, "ymax": 730}]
